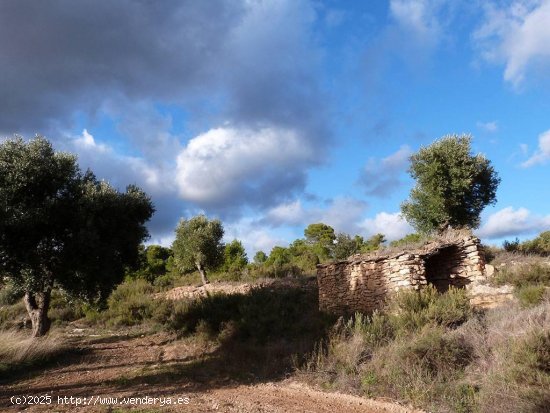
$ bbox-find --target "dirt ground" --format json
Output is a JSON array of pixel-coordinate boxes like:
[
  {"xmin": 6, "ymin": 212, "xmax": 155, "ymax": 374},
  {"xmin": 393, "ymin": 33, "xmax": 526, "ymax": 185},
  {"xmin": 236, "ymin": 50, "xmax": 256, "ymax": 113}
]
[{"xmin": 0, "ymin": 329, "xmax": 421, "ymax": 413}]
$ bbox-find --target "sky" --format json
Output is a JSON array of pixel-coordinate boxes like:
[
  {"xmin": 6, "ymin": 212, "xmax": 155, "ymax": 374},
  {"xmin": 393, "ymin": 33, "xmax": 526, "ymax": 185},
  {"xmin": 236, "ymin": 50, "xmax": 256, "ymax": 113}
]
[{"xmin": 1, "ymin": 0, "xmax": 549, "ymax": 256}]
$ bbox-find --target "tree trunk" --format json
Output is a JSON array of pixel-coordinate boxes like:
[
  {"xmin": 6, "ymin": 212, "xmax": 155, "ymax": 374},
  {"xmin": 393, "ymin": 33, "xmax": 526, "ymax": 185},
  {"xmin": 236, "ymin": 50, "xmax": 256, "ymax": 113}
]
[
  {"xmin": 24, "ymin": 290, "xmax": 52, "ymax": 337},
  {"xmin": 196, "ymin": 262, "xmax": 209, "ymax": 285}
]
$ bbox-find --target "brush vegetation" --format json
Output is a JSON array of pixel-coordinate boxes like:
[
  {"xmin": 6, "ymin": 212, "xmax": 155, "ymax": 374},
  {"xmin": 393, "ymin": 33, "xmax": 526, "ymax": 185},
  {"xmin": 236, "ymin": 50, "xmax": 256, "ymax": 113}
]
[{"xmin": 300, "ymin": 286, "xmax": 550, "ymax": 413}]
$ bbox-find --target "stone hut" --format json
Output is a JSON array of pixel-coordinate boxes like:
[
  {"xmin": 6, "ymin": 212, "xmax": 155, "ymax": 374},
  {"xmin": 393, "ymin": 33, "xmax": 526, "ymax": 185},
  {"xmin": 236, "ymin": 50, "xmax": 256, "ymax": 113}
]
[{"xmin": 317, "ymin": 234, "xmax": 486, "ymax": 315}]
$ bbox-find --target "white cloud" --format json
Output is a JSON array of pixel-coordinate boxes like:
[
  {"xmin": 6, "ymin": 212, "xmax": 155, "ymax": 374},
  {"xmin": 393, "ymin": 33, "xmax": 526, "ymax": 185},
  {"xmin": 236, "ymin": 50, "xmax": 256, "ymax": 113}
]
[
  {"xmin": 175, "ymin": 126, "xmax": 314, "ymax": 210},
  {"xmin": 263, "ymin": 197, "xmax": 368, "ymax": 235},
  {"xmin": 476, "ymin": 206, "xmax": 550, "ymax": 239},
  {"xmin": 320, "ymin": 198, "xmax": 369, "ymax": 235},
  {"xmin": 225, "ymin": 219, "xmax": 288, "ymax": 256},
  {"xmin": 390, "ymin": 0, "xmax": 441, "ymax": 40},
  {"xmin": 74, "ymin": 129, "xmax": 109, "ymax": 153},
  {"xmin": 474, "ymin": 0, "xmax": 550, "ymax": 87},
  {"xmin": 477, "ymin": 120, "xmax": 499, "ymax": 133},
  {"xmin": 360, "ymin": 212, "xmax": 413, "ymax": 241},
  {"xmin": 264, "ymin": 200, "xmax": 308, "ymax": 227},
  {"xmin": 358, "ymin": 145, "xmax": 412, "ymax": 197},
  {"xmin": 521, "ymin": 129, "xmax": 550, "ymax": 167},
  {"xmin": 69, "ymin": 129, "xmax": 173, "ymax": 195}
]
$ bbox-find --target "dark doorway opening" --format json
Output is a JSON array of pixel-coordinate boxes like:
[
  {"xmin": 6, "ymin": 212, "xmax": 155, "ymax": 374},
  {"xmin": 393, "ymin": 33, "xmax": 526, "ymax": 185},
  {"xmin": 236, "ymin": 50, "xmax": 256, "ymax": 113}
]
[{"xmin": 424, "ymin": 245, "xmax": 466, "ymax": 292}]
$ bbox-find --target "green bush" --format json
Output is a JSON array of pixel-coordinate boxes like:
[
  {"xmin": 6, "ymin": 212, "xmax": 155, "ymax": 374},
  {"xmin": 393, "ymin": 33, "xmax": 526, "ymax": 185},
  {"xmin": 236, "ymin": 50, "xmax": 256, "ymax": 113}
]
[
  {"xmin": 389, "ymin": 285, "xmax": 471, "ymax": 334},
  {"xmin": 400, "ymin": 326, "xmax": 473, "ymax": 376},
  {"xmin": 103, "ymin": 279, "xmax": 156, "ymax": 326},
  {"xmin": 48, "ymin": 290, "xmax": 86, "ymax": 324},
  {"xmin": 0, "ymin": 283, "xmax": 23, "ymax": 306},
  {"xmin": 516, "ymin": 285, "xmax": 547, "ymax": 308},
  {"xmin": 0, "ymin": 301, "xmax": 27, "ymax": 330}
]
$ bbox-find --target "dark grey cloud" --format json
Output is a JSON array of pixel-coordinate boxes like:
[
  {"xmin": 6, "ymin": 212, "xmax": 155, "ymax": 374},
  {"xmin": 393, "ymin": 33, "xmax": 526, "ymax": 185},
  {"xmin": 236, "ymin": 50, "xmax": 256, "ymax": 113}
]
[
  {"xmin": 0, "ymin": 0, "xmax": 243, "ymax": 135},
  {"xmin": 0, "ymin": 0, "xmax": 331, "ymax": 240}
]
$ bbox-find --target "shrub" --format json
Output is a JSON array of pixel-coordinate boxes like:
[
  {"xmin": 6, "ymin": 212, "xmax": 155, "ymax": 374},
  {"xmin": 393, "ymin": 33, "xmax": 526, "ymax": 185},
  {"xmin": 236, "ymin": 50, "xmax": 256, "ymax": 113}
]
[
  {"xmin": 399, "ymin": 326, "xmax": 473, "ymax": 376},
  {"xmin": 48, "ymin": 290, "xmax": 86, "ymax": 324},
  {"xmin": 516, "ymin": 285, "xmax": 547, "ymax": 308},
  {"xmin": 0, "ymin": 282, "xmax": 23, "ymax": 306},
  {"xmin": 389, "ymin": 285, "xmax": 471, "ymax": 334},
  {"xmin": 102, "ymin": 279, "xmax": 156, "ymax": 326},
  {"xmin": 493, "ymin": 263, "xmax": 550, "ymax": 288},
  {"xmin": 0, "ymin": 301, "xmax": 27, "ymax": 330}
]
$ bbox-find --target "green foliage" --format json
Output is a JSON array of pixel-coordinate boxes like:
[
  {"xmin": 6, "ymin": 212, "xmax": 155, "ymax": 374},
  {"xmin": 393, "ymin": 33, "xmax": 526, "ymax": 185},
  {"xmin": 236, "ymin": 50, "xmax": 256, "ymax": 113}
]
[
  {"xmin": 172, "ymin": 215, "xmax": 224, "ymax": 284},
  {"xmin": 0, "ymin": 282, "xmax": 23, "ymax": 306},
  {"xmin": 288, "ymin": 239, "xmax": 319, "ymax": 272},
  {"xmin": 302, "ymin": 288, "xmax": 476, "ymax": 412},
  {"xmin": 265, "ymin": 246, "xmax": 292, "ymax": 267},
  {"xmin": 332, "ymin": 234, "xmax": 362, "ymax": 260},
  {"xmin": 401, "ymin": 134, "xmax": 500, "ymax": 233},
  {"xmin": 102, "ymin": 279, "xmax": 156, "ymax": 326},
  {"xmin": 503, "ymin": 231, "xmax": 550, "ymax": 256},
  {"xmin": 400, "ymin": 326, "xmax": 473, "ymax": 376},
  {"xmin": 129, "ymin": 245, "xmax": 172, "ymax": 283},
  {"xmin": 521, "ymin": 231, "xmax": 550, "ymax": 256},
  {"xmin": 253, "ymin": 250, "xmax": 267, "ymax": 264},
  {"xmin": 360, "ymin": 234, "xmax": 386, "ymax": 253},
  {"xmin": 222, "ymin": 239, "xmax": 248, "ymax": 273},
  {"xmin": 516, "ymin": 285, "xmax": 547, "ymax": 308},
  {"xmin": 389, "ymin": 286, "xmax": 472, "ymax": 333},
  {"xmin": 304, "ymin": 223, "xmax": 336, "ymax": 261},
  {"xmin": 0, "ymin": 136, "xmax": 154, "ymax": 335},
  {"xmin": 0, "ymin": 300, "xmax": 27, "ymax": 330}
]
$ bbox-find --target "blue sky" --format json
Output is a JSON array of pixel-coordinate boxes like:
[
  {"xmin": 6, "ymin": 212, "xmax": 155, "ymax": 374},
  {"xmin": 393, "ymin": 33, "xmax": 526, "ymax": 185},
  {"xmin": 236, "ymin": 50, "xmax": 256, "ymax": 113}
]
[{"xmin": 1, "ymin": 0, "xmax": 549, "ymax": 255}]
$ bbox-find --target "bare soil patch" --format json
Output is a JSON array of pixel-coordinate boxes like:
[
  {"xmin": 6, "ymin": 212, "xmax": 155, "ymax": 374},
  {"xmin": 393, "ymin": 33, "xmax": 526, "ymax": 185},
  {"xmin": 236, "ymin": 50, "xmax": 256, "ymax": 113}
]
[{"xmin": 1, "ymin": 328, "xmax": 420, "ymax": 412}]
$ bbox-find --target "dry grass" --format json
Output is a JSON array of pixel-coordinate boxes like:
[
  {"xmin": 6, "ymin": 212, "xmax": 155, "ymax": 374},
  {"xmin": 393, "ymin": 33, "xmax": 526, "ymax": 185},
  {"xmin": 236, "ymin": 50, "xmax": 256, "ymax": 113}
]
[
  {"xmin": 350, "ymin": 228, "xmax": 475, "ymax": 261},
  {"xmin": 491, "ymin": 250, "xmax": 549, "ymax": 267},
  {"xmin": 300, "ymin": 289, "xmax": 550, "ymax": 413},
  {"xmin": 0, "ymin": 330, "xmax": 67, "ymax": 375}
]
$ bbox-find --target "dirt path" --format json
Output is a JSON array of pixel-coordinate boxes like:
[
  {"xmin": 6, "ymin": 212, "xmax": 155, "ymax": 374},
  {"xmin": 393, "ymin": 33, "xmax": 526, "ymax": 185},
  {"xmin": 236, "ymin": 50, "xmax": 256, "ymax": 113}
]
[{"xmin": 0, "ymin": 330, "xmax": 420, "ymax": 413}]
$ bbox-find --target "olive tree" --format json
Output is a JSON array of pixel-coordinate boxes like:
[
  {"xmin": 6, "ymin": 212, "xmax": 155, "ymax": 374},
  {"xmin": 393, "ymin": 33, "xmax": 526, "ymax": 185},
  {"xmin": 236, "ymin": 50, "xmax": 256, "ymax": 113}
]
[
  {"xmin": 172, "ymin": 215, "xmax": 224, "ymax": 285},
  {"xmin": 401, "ymin": 134, "xmax": 500, "ymax": 234},
  {"xmin": 0, "ymin": 137, "xmax": 154, "ymax": 337}
]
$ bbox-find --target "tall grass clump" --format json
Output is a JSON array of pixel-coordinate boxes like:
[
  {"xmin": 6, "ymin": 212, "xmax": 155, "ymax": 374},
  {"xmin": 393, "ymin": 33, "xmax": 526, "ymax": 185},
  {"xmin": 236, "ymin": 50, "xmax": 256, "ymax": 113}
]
[{"xmin": 0, "ymin": 330, "xmax": 67, "ymax": 376}]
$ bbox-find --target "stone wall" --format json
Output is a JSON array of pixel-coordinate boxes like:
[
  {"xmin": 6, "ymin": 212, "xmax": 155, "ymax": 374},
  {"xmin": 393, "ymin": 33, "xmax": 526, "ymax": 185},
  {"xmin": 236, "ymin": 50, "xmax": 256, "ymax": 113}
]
[{"xmin": 317, "ymin": 235, "xmax": 486, "ymax": 315}]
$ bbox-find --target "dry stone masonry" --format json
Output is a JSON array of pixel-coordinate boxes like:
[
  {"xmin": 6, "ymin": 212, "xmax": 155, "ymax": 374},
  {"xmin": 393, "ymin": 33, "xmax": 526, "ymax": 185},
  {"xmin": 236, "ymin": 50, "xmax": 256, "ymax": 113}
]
[{"xmin": 317, "ymin": 235, "xmax": 487, "ymax": 315}]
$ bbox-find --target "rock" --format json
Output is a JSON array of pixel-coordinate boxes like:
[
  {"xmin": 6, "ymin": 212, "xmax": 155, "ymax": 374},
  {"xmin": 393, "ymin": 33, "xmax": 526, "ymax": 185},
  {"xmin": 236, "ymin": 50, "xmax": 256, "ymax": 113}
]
[{"xmin": 485, "ymin": 264, "xmax": 495, "ymax": 277}]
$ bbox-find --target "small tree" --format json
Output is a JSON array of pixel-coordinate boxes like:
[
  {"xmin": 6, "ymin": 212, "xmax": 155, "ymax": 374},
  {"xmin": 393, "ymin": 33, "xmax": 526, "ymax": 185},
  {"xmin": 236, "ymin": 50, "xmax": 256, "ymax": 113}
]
[
  {"xmin": 304, "ymin": 223, "xmax": 336, "ymax": 261},
  {"xmin": 360, "ymin": 233, "xmax": 386, "ymax": 253},
  {"xmin": 0, "ymin": 137, "xmax": 154, "ymax": 337},
  {"xmin": 130, "ymin": 245, "xmax": 172, "ymax": 283},
  {"xmin": 253, "ymin": 250, "xmax": 268, "ymax": 264},
  {"xmin": 401, "ymin": 135, "xmax": 500, "ymax": 233},
  {"xmin": 172, "ymin": 215, "xmax": 224, "ymax": 285},
  {"xmin": 332, "ymin": 233, "xmax": 361, "ymax": 260},
  {"xmin": 222, "ymin": 239, "xmax": 248, "ymax": 273}
]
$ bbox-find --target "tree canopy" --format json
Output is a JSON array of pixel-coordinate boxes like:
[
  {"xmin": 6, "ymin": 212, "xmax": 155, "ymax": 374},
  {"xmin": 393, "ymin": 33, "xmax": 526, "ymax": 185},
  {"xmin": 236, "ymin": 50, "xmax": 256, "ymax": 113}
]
[
  {"xmin": 172, "ymin": 215, "xmax": 224, "ymax": 285},
  {"xmin": 0, "ymin": 136, "xmax": 154, "ymax": 336},
  {"xmin": 401, "ymin": 134, "xmax": 500, "ymax": 234},
  {"xmin": 304, "ymin": 223, "xmax": 336, "ymax": 261},
  {"xmin": 222, "ymin": 239, "xmax": 248, "ymax": 273}
]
